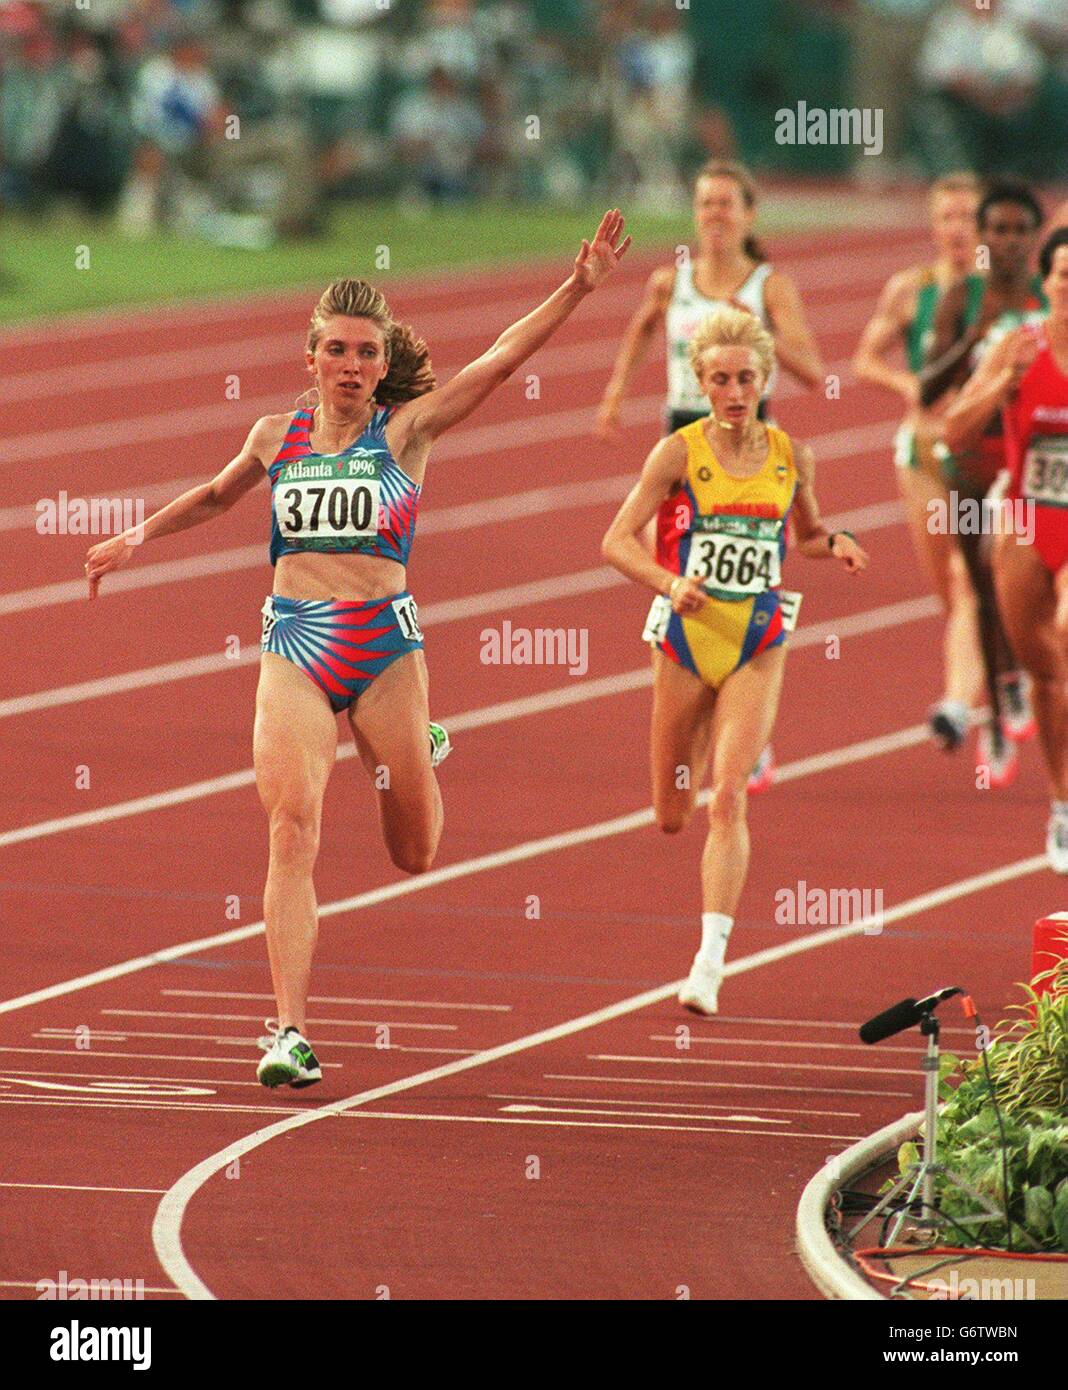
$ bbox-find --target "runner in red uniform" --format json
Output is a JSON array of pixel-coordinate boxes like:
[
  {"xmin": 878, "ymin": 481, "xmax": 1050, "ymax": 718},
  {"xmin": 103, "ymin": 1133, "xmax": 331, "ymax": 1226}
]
[{"xmin": 944, "ymin": 228, "xmax": 1068, "ymax": 870}]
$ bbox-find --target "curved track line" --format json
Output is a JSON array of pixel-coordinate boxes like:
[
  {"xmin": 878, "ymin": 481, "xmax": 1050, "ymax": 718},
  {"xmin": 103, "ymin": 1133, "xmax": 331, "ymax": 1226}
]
[{"xmin": 151, "ymin": 849, "xmax": 1047, "ymax": 1300}]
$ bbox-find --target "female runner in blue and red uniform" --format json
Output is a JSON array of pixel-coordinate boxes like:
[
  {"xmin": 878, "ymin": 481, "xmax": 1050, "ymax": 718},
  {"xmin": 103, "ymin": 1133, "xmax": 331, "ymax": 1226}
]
[
  {"xmin": 85, "ymin": 210, "xmax": 631, "ymax": 1086},
  {"xmin": 602, "ymin": 306, "xmax": 867, "ymax": 1015},
  {"xmin": 945, "ymin": 228, "xmax": 1068, "ymax": 871}
]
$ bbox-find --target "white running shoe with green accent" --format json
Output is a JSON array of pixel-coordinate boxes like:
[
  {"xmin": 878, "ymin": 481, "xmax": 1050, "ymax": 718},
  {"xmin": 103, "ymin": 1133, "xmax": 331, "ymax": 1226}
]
[
  {"xmin": 256, "ymin": 1022, "xmax": 322, "ymax": 1089},
  {"xmin": 678, "ymin": 957, "xmax": 723, "ymax": 1016},
  {"xmin": 429, "ymin": 722, "xmax": 451, "ymax": 768}
]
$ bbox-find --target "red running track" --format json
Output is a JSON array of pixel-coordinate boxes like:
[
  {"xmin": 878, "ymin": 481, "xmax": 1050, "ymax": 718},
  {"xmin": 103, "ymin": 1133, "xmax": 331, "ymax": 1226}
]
[{"xmin": 0, "ymin": 210, "xmax": 1059, "ymax": 1300}]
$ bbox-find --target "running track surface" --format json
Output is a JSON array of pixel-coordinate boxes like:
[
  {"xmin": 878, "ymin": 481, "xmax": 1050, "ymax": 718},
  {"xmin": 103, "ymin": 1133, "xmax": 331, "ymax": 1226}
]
[{"xmin": 0, "ymin": 205, "xmax": 1059, "ymax": 1300}]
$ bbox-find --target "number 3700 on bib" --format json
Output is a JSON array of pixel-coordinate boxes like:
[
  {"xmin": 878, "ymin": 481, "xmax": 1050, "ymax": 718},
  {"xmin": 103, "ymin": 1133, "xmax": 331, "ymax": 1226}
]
[{"xmin": 276, "ymin": 453, "xmax": 382, "ymax": 544}]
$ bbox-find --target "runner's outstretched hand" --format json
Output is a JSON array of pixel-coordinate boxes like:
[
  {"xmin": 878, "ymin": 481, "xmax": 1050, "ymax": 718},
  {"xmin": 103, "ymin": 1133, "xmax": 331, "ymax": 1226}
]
[{"xmin": 572, "ymin": 209, "xmax": 631, "ymax": 292}]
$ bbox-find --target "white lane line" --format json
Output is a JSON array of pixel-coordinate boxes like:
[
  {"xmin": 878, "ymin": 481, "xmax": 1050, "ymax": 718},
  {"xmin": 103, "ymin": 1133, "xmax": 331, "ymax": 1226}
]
[
  {"xmin": 0, "ymin": 339, "xmax": 864, "ymax": 531},
  {"xmin": 0, "ymin": 1090, "xmax": 859, "ymax": 1138},
  {"xmin": 0, "ymin": 525, "xmax": 618, "ymax": 622},
  {"xmin": 0, "ymin": 1280, "xmax": 181, "ymax": 1294},
  {"xmin": 102, "ymin": 1010, "xmax": 458, "ymax": 1032},
  {"xmin": 0, "ymin": 322, "xmax": 624, "ymax": 410},
  {"xmin": 500, "ymin": 1101, "xmax": 783, "ymax": 1124},
  {"xmin": 0, "ymin": 1095, "xmax": 307, "ymax": 1117},
  {"xmin": 647, "ymin": 1034, "xmax": 925, "ymax": 1054},
  {"xmin": 589, "ymin": 1055, "xmax": 920, "ymax": 1075},
  {"xmin": 696, "ymin": 1015, "xmax": 976, "ymax": 1036},
  {"xmin": 152, "ymin": 842, "xmax": 1048, "ymax": 1299},
  {"xmin": 0, "ymin": 466, "xmax": 627, "ymax": 537},
  {"xmin": 0, "ymin": 1181, "xmax": 166, "ymax": 1194},
  {"xmin": 36, "ymin": 1028, "xmax": 476, "ymax": 1057},
  {"xmin": 336, "ymin": 1109, "xmax": 863, "ymax": 1142},
  {"xmin": 0, "ymin": 1068, "xmax": 257, "ymax": 1090},
  {"xmin": 487, "ymin": 1092, "xmax": 860, "ymax": 1118},
  {"xmin": 0, "ymin": 412, "xmax": 897, "ymax": 618},
  {"xmin": 0, "ymin": 472, "xmax": 207, "ymax": 535},
  {"xmin": 0, "ymin": 663, "xmax": 650, "ymax": 849},
  {"xmin": 0, "ymin": 708, "xmax": 1013, "ymax": 1021},
  {"xmin": 0, "ymin": 498, "xmax": 904, "ymax": 718},
  {"xmin": 0, "ymin": 384, "xmax": 664, "ymax": 470},
  {"xmin": 0, "ymin": 1045, "xmax": 340, "ymax": 1067},
  {"xmin": 0, "ymin": 282, "xmax": 870, "ymax": 405},
  {"xmin": 0, "ymin": 1078, "xmax": 213, "ymax": 1097},
  {"xmin": 545, "ymin": 1072, "xmax": 913, "ymax": 1098},
  {"xmin": 161, "ymin": 989, "xmax": 512, "ymax": 1011},
  {"xmin": 0, "ymin": 717, "xmax": 921, "ymax": 1019},
  {"xmin": 0, "ymin": 589, "xmax": 934, "ymax": 846},
  {"xmin": 0, "ymin": 495, "xmax": 908, "ymax": 721}
]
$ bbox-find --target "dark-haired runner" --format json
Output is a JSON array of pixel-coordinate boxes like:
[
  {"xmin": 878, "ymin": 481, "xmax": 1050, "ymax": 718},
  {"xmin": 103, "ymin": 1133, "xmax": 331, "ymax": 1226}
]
[
  {"xmin": 921, "ymin": 181, "xmax": 1045, "ymax": 785},
  {"xmin": 946, "ymin": 228, "xmax": 1068, "ymax": 869}
]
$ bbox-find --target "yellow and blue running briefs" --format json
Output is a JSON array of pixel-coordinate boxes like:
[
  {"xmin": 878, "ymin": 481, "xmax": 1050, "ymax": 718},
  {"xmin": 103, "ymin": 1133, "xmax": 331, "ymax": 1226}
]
[{"xmin": 648, "ymin": 420, "xmax": 798, "ymax": 689}]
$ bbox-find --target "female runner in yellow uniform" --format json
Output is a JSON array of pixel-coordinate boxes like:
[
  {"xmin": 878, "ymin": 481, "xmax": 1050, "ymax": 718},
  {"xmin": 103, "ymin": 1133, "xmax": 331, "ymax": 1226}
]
[
  {"xmin": 602, "ymin": 307, "xmax": 867, "ymax": 1014},
  {"xmin": 596, "ymin": 160, "xmax": 825, "ymax": 796}
]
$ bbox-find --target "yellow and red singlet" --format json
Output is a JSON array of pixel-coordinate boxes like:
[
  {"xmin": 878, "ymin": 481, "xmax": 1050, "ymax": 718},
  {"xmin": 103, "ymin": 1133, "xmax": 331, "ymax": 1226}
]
[{"xmin": 646, "ymin": 419, "xmax": 798, "ymax": 689}]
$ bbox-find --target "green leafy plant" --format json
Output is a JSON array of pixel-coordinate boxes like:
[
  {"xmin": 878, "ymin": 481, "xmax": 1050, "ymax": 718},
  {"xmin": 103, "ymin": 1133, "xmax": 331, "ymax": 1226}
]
[{"xmin": 898, "ymin": 949, "xmax": 1068, "ymax": 1252}]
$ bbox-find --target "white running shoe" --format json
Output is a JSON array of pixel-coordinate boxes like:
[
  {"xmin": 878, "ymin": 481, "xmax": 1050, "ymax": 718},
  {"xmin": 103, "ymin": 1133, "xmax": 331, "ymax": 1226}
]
[
  {"xmin": 976, "ymin": 722, "xmax": 1018, "ymax": 789},
  {"xmin": 929, "ymin": 699, "xmax": 969, "ymax": 752},
  {"xmin": 678, "ymin": 957, "xmax": 723, "ymax": 1016},
  {"xmin": 256, "ymin": 1022, "xmax": 322, "ymax": 1089},
  {"xmin": 1046, "ymin": 814, "xmax": 1068, "ymax": 874},
  {"xmin": 429, "ymin": 722, "xmax": 451, "ymax": 768},
  {"xmin": 1000, "ymin": 672, "xmax": 1036, "ymax": 742}
]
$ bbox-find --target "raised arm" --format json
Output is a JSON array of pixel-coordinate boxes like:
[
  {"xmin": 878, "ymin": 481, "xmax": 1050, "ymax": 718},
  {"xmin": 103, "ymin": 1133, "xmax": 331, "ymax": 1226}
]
[
  {"xmin": 595, "ymin": 264, "xmax": 675, "ymax": 439},
  {"xmin": 918, "ymin": 277, "xmax": 975, "ymax": 408},
  {"xmin": 852, "ymin": 268, "xmax": 921, "ymax": 407},
  {"xmin": 84, "ymin": 415, "xmax": 273, "ymax": 597},
  {"xmin": 392, "ymin": 210, "xmax": 631, "ymax": 459},
  {"xmin": 764, "ymin": 271, "xmax": 825, "ymax": 389},
  {"xmin": 942, "ymin": 326, "xmax": 1039, "ymax": 455},
  {"xmin": 789, "ymin": 443, "xmax": 868, "ymax": 570}
]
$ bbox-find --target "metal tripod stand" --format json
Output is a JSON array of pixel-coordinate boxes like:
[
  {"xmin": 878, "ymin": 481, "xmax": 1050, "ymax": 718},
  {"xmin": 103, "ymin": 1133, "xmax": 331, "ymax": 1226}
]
[{"xmin": 848, "ymin": 1008, "xmax": 1011, "ymax": 1249}]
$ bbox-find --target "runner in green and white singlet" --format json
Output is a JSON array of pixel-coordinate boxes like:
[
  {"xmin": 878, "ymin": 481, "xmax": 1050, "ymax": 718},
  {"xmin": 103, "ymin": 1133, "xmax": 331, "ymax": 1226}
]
[{"xmin": 854, "ymin": 173, "xmax": 984, "ymax": 753}]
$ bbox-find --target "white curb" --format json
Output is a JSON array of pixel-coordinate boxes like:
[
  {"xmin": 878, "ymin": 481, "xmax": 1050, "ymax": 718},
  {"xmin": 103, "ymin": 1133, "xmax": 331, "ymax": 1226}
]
[{"xmin": 796, "ymin": 1110, "xmax": 923, "ymax": 1300}]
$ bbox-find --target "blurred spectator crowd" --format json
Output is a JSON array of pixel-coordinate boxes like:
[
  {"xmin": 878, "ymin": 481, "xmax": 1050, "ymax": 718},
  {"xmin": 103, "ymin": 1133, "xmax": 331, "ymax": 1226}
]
[
  {"xmin": 0, "ymin": 0, "xmax": 704, "ymax": 244},
  {"xmin": 0, "ymin": 0, "xmax": 1066, "ymax": 246}
]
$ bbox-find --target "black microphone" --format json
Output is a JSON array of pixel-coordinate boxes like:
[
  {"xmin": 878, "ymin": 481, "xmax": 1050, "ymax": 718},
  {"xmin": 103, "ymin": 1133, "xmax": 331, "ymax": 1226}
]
[
  {"xmin": 860, "ymin": 998, "xmax": 921, "ymax": 1044},
  {"xmin": 859, "ymin": 987, "xmax": 963, "ymax": 1044}
]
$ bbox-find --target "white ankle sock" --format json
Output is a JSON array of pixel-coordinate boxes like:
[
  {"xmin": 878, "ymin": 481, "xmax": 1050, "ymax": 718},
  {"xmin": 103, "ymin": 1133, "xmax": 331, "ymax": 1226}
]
[
  {"xmin": 696, "ymin": 912, "xmax": 733, "ymax": 971},
  {"xmin": 1053, "ymin": 800, "xmax": 1068, "ymax": 819}
]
